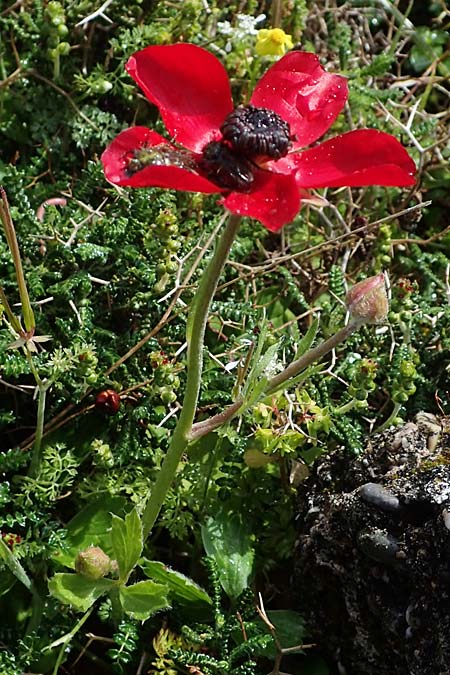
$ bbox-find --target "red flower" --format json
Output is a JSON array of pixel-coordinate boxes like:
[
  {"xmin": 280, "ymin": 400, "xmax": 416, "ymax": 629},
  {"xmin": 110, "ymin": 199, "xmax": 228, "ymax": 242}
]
[{"xmin": 101, "ymin": 44, "xmax": 415, "ymax": 232}]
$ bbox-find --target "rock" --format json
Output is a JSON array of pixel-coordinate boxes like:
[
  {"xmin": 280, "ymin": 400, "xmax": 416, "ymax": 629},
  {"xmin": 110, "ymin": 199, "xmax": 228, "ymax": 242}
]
[
  {"xmin": 294, "ymin": 413, "xmax": 450, "ymax": 675},
  {"xmin": 358, "ymin": 483, "xmax": 401, "ymax": 512}
]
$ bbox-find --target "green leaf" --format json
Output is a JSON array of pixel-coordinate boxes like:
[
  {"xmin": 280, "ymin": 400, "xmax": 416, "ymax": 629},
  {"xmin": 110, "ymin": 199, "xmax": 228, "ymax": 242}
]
[
  {"xmin": 119, "ymin": 580, "xmax": 170, "ymax": 621},
  {"xmin": 111, "ymin": 508, "xmax": 143, "ymax": 581},
  {"xmin": 141, "ymin": 560, "xmax": 212, "ymax": 606},
  {"xmin": 48, "ymin": 573, "xmax": 115, "ymax": 612},
  {"xmin": 51, "ymin": 496, "xmax": 127, "ymax": 569},
  {"xmin": 0, "ymin": 538, "xmax": 32, "ymax": 591},
  {"xmin": 201, "ymin": 511, "xmax": 254, "ymax": 599},
  {"xmin": 295, "ymin": 318, "xmax": 319, "ymax": 358}
]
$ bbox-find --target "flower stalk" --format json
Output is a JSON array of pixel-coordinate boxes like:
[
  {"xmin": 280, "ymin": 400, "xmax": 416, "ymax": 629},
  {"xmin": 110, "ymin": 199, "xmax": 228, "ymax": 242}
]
[
  {"xmin": 188, "ymin": 319, "xmax": 364, "ymax": 442},
  {"xmin": 189, "ymin": 273, "xmax": 389, "ymax": 440},
  {"xmin": 141, "ymin": 213, "xmax": 242, "ymax": 540},
  {"xmin": 265, "ymin": 319, "xmax": 363, "ymax": 395}
]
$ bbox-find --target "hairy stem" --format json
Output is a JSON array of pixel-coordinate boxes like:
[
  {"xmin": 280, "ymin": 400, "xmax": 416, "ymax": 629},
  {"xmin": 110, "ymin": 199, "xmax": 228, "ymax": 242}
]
[
  {"xmin": 189, "ymin": 320, "xmax": 365, "ymax": 441},
  {"xmin": 266, "ymin": 319, "xmax": 363, "ymax": 394},
  {"xmin": 141, "ymin": 213, "xmax": 242, "ymax": 540}
]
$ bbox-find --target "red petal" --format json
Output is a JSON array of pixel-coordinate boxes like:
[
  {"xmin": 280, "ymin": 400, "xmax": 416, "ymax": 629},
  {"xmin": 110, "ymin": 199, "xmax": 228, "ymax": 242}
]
[
  {"xmin": 250, "ymin": 52, "xmax": 348, "ymax": 148},
  {"xmin": 292, "ymin": 130, "xmax": 416, "ymax": 188},
  {"xmin": 101, "ymin": 126, "xmax": 219, "ymax": 192},
  {"xmin": 126, "ymin": 44, "xmax": 233, "ymax": 153},
  {"xmin": 223, "ymin": 172, "xmax": 301, "ymax": 232}
]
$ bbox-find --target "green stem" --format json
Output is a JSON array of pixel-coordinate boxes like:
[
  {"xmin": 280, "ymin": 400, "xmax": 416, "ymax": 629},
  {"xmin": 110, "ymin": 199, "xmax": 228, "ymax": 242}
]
[
  {"xmin": 271, "ymin": 0, "xmax": 283, "ymax": 27},
  {"xmin": 189, "ymin": 320, "xmax": 365, "ymax": 441},
  {"xmin": 26, "ymin": 348, "xmax": 51, "ymax": 477},
  {"xmin": 50, "ymin": 607, "xmax": 94, "ymax": 675},
  {"xmin": 28, "ymin": 384, "xmax": 48, "ymax": 477},
  {"xmin": 189, "ymin": 397, "xmax": 243, "ymax": 441},
  {"xmin": 141, "ymin": 213, "xmax": 242, "ymax": 540},
  {"xmin": 377, "ymin": 401, "xmax": 402, "ymax": 432},
  {"xmin": 266, "ymin": 319, "xmax": 363, "ymax": 395},
  {"xmin": 333, "ymin": 399, "xmax": 359, "ymax": 415}
]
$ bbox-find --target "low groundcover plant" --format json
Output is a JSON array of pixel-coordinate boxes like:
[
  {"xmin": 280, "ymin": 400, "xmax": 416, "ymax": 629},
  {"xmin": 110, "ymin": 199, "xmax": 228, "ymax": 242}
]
[{"xmin": 1, "ymin": 37, "xmax": 417, "ymax": 673}]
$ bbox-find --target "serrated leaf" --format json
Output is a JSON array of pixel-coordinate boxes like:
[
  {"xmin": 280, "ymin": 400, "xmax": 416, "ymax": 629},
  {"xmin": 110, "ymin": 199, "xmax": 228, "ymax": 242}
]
[
  {"xmin": 141, "ymin": 560, "xmax": 212, "ymax": 606},
  {"xmin": 51, "ymin": 496, "xmax": 127, "ymax": 569},
  {"xmin": 111, "ymin": 508, "xmax": 143, "ymax": 581},
  {"xmin": 201, "ymin": 511, "xmax": 254, "ymax": 599},
  {"xmin": 119, "ymin": 580, "xmax": 170, "ymax": 621},
  {"xmin": 48, "ymin": 573, "xmax": 114, "ymax": 612}
]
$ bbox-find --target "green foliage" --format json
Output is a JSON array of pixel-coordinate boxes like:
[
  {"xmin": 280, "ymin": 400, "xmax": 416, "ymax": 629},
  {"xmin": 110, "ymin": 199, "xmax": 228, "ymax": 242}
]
[
  {"xmin": 49, "ymin": 508, "xmax": 170, "ymax": 619},
  {"xmin": 201, "ymin": 510, "xmax": 255, "ymax": 599},
  {"xmin": 107, "ymin": 619, "xmax": 140, "ymax": 669},
  {"xmin": 0, "ymin": 0, "xmax": 449, "ymax": 672}
]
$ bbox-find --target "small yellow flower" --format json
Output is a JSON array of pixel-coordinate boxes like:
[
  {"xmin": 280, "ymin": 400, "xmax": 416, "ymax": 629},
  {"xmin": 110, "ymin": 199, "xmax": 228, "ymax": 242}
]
[{"xmin": 256, "ymin": 28, "xmax": 294, "ymax": 56}]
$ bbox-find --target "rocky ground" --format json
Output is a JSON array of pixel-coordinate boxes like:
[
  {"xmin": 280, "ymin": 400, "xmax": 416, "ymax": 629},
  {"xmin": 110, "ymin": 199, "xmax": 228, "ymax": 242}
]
[{"xmin": 295, "ymin": 413, "xmax": 450, "ymax": 675}]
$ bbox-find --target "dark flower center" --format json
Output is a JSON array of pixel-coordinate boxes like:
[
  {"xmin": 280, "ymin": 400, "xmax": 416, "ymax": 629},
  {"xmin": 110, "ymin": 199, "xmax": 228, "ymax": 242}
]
[
  {"xmin": 198, "ymin": 105, "xmax": 291, "ymax": 192},
  {"xmin": 220, "ymin": 105, "xmax": 291, "ymax": 161},
  {"xmin": 197, "ymin": 141, "xmax": 255, "ymax": 192},
  {"xmin": 126, "ymin": 106, "xmax": 291, "ymax": 194}
]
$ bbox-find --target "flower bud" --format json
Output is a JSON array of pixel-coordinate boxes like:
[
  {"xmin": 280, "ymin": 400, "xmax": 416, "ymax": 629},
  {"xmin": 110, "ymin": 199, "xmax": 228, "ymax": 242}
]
[
  {"xmin": 346, "ymin": 273, "xmax": 389, "ymax": 324},
  {"xmin": 75, "ymin": 546, "xmax": 113, "ymax": 580}
]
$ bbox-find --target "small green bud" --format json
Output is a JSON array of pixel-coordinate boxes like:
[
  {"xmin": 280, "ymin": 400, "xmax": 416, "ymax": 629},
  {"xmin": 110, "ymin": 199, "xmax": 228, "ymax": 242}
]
[
  {"xmin": 167, "ymin": 239, "xmax": 181, "ymax": 253},
  {"xmin": 92, "ymin": 79, "xmax": 113, "ymax": 94},
  {"xmin": 400, "ymin": 310, "xmax": 413, "ymax": 322},
  {"xmin": 57, "ymin": 24, "xmax": 69, "ymax": 37},
  {"xmin": 354, "ymin": 389, "xmax": 368, "ymax": 401},
  {"xmin": 156, "ymin": 262, "xmax": 167, "ymax": 275},
  {"xmin": 159, "ymin": 386, "xmax": 176, "ymax": 404},
  {"xmin": 165, "ymin": 259, "xmax": 178, "ymax": 274},
  {"xmin": 392, "ymin": 391, "xmax": 409, "ymax": 404},
  {"xmin": 400, "ymin": 361, "xmax": 416, "ymax": 378},
  {"xmin": 58, "ymin": 42, "xmax": 71, "ymax": 55},
  {"xmin": 47, "ymin": 1, "xmax": 63, "ymax": 16}
]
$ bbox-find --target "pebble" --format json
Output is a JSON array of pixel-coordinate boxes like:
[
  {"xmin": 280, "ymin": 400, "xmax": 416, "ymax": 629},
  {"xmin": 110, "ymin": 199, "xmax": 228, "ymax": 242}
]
[{"xmin": 358, "ymin": 482, "xmax": 400, "ymax": 512}]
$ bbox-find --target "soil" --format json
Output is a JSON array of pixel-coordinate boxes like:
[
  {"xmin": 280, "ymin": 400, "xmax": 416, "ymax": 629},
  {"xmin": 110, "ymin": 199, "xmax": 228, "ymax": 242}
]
[{"xmin": 294, "ymin": 413, "xmax": 450, "ymax": 675}]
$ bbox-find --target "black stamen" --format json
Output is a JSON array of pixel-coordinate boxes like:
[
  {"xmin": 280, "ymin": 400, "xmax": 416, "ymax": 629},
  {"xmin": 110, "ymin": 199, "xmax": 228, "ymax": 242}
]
[
  {"xmin": 220, "ymin": 104, "xmax": 291, "ymax": 161},
  {"xmin": 197, "ymin": 141, "xmax": 255, "ymax": 192}
]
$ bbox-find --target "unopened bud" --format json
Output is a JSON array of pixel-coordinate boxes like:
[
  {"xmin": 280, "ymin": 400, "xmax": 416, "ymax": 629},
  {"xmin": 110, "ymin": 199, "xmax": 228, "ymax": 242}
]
[
  {"xmin": 75, "ymin": 546, "xmax": 114, "ymax": 580},
  {"xmin": 346, "ymin": 273, "xmax": 388, "ymax": 324}
]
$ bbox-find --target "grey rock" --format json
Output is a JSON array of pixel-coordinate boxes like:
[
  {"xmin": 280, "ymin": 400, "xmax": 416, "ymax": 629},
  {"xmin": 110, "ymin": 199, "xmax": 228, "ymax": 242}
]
[{"xmin": 358, "ymin": 482, "xmax": 400, "ymax": 512}]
